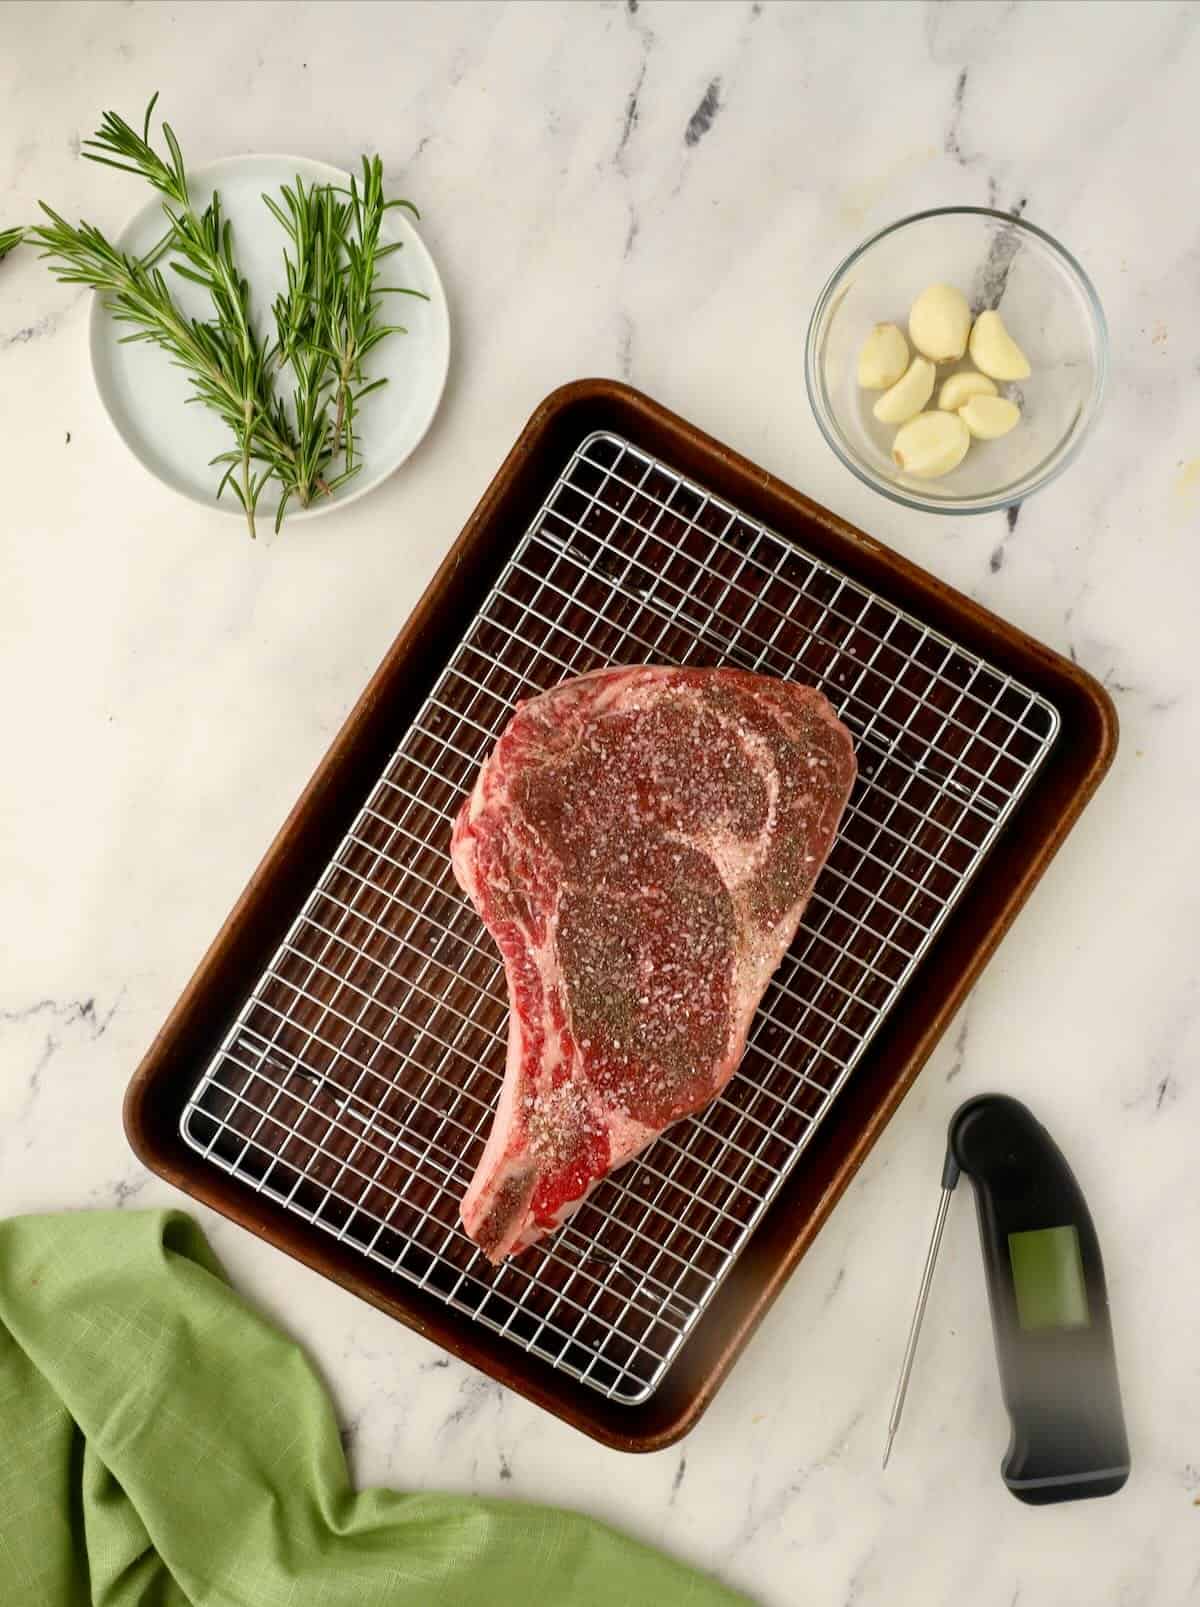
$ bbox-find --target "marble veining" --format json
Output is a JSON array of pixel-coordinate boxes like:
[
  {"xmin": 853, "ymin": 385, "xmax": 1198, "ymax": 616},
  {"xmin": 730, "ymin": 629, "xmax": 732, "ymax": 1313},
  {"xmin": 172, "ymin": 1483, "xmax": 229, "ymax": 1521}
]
[{"xmin": 2, "ymin": 3, "xmax": 1199, "ymax": 1604}]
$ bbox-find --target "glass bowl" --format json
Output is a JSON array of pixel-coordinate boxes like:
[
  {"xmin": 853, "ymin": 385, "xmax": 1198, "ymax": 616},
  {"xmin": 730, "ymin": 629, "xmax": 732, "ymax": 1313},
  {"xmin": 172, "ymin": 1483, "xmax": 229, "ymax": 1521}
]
[{"xmin": 805, "ymin": 207, "xmax": 1107, "ymax": 515}]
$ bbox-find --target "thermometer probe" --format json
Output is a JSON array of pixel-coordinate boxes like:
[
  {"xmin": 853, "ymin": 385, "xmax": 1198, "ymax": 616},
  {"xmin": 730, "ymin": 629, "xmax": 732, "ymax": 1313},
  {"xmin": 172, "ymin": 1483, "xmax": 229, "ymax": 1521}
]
[{"xmin": 883, "ymin": 1094, "xmax": 1130, "ymax": 1503}]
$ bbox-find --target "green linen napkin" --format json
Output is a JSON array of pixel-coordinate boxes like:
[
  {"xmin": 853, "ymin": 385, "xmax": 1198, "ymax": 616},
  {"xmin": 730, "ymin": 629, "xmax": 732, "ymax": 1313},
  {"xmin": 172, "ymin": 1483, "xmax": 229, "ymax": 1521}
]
[{"xmin": 0, "ymin": 1210, "xmax": 748, "ymax": 1606}]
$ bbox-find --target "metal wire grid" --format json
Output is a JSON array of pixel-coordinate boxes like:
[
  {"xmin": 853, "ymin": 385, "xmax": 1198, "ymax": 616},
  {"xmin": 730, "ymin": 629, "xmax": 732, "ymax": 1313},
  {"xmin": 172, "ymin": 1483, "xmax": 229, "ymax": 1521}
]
[{"xmin": 182, "ymin": 429, "xmax": 1059, "ymax": 1405}]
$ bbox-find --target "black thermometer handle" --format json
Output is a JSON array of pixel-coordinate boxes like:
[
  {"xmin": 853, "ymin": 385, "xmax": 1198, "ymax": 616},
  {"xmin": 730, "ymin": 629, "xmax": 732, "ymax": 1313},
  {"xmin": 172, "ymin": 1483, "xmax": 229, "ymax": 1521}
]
[{"xmin": 950, "ymin": 1095, "xmax": 1130, "ymax": 1503}]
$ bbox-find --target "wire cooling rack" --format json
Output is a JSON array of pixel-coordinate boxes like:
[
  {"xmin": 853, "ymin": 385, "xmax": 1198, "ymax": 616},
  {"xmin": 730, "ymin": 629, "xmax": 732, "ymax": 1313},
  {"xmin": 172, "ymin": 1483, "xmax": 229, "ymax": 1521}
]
[{"xmin": 182, "ymin": 431, "xmax": 1059, "ymax": 1405}]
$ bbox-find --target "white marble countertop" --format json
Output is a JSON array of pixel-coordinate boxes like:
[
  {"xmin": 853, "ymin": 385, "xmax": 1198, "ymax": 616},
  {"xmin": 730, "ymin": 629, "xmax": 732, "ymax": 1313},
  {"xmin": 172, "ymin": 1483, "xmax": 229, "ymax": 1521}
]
[{"xmin": 3, "ymin": 3, "xmax": 1199, "ymax": 1603}]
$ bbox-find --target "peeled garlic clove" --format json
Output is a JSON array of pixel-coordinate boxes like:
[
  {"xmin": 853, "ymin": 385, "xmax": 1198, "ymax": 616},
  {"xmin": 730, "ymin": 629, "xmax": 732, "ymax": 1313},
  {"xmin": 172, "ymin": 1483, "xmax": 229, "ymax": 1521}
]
[
  {"xmin": 959, "ymin": 394, "xmax": 1021, "ymax": 439},
  {"xmin": 969, "ymin": 309, "xmax": 1031, "ymax": 380},
  {"xmin": 909, "ymin": 284, "xmax": 972, "ymax": 362},
  {"xmin": 938, "ymin": 370, "xmax": 998, "ymax": 411},
  {"xmin": 872, "ymin": 356, "xmax": 935, "ymax": 424},
  {"xmin": 857, "ymin": 322, "xmax": 909, "ymax": 389},
  {"xmin": 892, "ymin": 410, "xmax": 971, "ymax": 479}
]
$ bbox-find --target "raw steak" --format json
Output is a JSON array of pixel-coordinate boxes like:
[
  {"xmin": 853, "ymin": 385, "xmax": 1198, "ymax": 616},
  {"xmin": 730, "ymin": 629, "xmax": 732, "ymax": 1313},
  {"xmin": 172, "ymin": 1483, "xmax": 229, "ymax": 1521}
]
[{"xmin": 450, "ymin": 665, "xmax": 856, "ymax": 1262}]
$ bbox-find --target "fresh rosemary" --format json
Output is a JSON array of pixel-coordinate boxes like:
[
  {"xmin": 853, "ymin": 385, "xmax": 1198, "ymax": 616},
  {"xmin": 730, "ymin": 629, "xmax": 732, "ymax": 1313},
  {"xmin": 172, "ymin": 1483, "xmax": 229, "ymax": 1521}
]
[
  {"xmin": 0, "ymin": 226, "xmax": 24, "ymax": 261},
  {"xmin": 27, "ymin": 96, "xmax": 426, "ymax": 537},
  {"xmin": 32, "ymin": 202, "xmax": 301, "ymax": 536},
  {"xmin": 332, "ymin": 158, "xmax": 427, "ymax": 469},
  {"xmin": 264, "ymin": 159, "xmax": 427, "ymax": 475}
]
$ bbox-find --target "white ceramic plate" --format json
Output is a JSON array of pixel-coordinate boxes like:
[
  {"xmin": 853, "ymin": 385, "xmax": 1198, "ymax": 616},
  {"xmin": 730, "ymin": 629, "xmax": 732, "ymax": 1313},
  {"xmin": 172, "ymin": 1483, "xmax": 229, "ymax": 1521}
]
[{"xmin": 89, "ymin": 154, "xmax": 450, "ymax": 526}]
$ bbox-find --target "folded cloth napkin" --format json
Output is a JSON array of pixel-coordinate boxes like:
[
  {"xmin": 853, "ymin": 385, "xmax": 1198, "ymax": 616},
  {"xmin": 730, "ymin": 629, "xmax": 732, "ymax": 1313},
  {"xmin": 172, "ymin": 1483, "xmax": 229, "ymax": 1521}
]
[{"xmin": 0, "ymin": 1210, "xmax": 748, "ymax": 1607}]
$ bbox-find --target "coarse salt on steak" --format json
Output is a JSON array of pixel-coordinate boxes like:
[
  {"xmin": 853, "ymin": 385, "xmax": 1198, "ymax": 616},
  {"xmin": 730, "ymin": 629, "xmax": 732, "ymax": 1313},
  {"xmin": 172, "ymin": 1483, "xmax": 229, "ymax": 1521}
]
[{"xmin": 450, "ymin": 665, "xmax": 856, "ymax": 1262}]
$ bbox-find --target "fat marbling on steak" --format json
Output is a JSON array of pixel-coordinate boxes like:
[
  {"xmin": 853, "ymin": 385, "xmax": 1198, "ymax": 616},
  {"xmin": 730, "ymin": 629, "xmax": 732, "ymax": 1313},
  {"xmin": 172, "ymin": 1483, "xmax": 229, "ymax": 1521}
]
[{"xmin": 450, "ymin": 665, "xmax": 856, "ymax": 1262}]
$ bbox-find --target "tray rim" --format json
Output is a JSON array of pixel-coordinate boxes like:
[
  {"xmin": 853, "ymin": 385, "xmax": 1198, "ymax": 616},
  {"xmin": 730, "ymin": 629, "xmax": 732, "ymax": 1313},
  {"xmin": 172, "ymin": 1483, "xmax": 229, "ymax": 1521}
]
[{"xmin": 124, "ymin": 377, "xmax": 1118, "ymax": 1451}]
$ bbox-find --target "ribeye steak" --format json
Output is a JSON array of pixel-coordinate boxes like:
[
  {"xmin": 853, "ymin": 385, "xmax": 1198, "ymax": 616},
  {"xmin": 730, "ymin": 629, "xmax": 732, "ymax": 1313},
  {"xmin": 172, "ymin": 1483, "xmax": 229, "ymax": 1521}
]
[{"xmin": 450, "ymin": 665, "xmax": 856, "ymax": 1262}]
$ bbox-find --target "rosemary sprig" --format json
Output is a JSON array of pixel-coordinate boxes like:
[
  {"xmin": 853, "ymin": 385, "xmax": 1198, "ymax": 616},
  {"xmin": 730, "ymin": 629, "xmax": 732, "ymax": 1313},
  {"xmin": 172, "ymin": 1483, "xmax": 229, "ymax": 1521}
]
[
  {"xmin": 29, "ymin": 96, "xmax": 427, "ymax": 537},
  {"xmin": 266, "ymin": 159, "xmax": 428, "ymax": 472},
  {"xmin": 264, "ymin": 173, "xmax": 346, "ymax": 368},
  {"xmin": 30, "ymin": 204, "xmax": 299, "ymax": 535},
  {"xmin": 262, "ymin": 174, "xmax": 352, "ymax": 511},
  {"xmin": 77, "ymin": 95, "xmax": 315, "ymax": 534},
  {"xmin": 0, "ymin": 226, "xmax": 24, "ymax": 262},
  {"xmin": 327, "ymin": 156, "xmax": 428, "ymax": 470}
]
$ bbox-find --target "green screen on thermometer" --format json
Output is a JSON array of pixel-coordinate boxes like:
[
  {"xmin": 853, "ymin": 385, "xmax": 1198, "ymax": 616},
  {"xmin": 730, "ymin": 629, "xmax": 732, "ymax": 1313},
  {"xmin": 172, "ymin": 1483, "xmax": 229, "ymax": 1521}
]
[{"xmin": 1007, "ymin": 1225, "xmax": 1091, "ymax": 1332}]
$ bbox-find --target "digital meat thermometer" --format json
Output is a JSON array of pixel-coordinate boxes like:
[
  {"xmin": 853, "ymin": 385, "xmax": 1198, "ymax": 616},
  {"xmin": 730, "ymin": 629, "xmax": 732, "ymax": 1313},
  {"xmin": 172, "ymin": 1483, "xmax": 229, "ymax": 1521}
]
[{"xmin": 883, "ymin": 1094, "xmax": 1130, "ymax": 1502}]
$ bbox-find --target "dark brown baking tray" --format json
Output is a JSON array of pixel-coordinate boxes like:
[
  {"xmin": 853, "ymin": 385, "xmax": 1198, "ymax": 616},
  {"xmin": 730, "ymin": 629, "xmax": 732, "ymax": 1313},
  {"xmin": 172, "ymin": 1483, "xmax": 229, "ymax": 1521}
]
[{"xmin": 125, "ymin": 379, "xmax": 1116, "ymax": 1451}]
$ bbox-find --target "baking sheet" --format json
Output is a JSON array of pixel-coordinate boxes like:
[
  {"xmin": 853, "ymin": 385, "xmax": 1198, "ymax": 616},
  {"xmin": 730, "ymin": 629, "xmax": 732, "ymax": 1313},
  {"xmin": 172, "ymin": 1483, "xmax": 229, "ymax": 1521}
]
[{"xmin": 179, "ymin": 428, "xmax": 1059, "ymax": 1406}]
